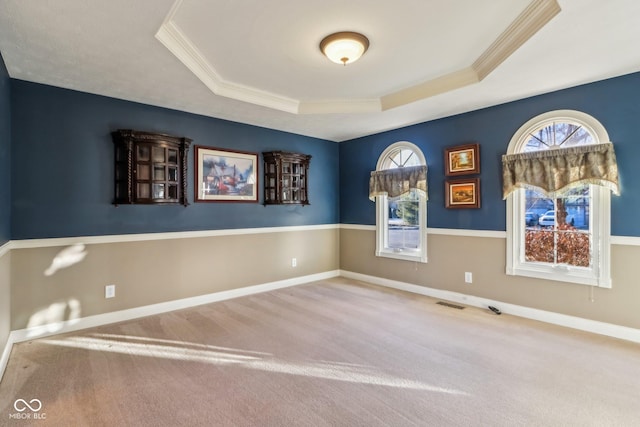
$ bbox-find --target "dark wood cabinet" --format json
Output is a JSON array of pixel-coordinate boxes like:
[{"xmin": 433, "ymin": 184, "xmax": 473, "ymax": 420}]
[
  {"xmin": 263, "ymin": 151, "xmax": 311, "ymax": 205},
  {"xmin": 112, "ymin": 129, "xmax": 191, "ymax": 206}
]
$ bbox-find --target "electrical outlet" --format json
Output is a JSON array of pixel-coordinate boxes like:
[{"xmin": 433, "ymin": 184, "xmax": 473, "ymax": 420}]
[
  {"xmin": 464, "ymin": 272, "xmax": 473, "ymax": 283},
  {"xmin": 105, "ymin": 284, "xmax": 116, "ymax": 299},
  {"xmin": 291, "ymin": 258, "xmax": 297, "ymax": 267}
]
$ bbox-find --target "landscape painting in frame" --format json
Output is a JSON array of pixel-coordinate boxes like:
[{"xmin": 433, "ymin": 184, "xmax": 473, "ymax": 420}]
[
  {"xmin": 195, "ymin": 146, "xmax": 258, "ymax": 202},
  {"xmin": 445, "ymin": 178, "xmax": 481, "ymax": 209},
  {"xmin": 444, "ymin": 143, "xmax": 480, "ymax": 176}
]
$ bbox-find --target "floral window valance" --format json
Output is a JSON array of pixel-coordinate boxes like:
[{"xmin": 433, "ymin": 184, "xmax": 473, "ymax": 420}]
[
  {"xmin": 501, "ymin": 143, "xmax": 619, "ymax": 199},
  {"xmin": 369, "ymin": 165, "xmax": 428, "ymax": 201}
]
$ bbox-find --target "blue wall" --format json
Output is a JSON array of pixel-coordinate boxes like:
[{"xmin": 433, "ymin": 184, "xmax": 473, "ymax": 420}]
[
  {"xmin": 340, "ymin": 72, "xmax": 640, "ymax": 237},
  {"xmin": 8, "ymin": 72, "xmax": 640, "ymax": 239},
  {"xmin": 11, "ymin": 80, "xmax": 339, "ymax": 239},
  {"xmin": 0, "ymin": 53, "xmax": 10, "ymax": 246}
]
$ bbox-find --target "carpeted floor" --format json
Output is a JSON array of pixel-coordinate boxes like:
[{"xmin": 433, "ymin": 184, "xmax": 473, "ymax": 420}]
[{"xmin": 1, "ymin": 278, "xmax": 640, "ymax": 426}]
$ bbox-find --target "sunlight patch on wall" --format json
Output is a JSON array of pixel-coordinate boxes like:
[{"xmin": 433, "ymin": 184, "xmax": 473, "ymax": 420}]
[
  {"xmin": 25, "ymin": 299, "xmax": 82, "ymax": 337},
  {"xmin": 44, "ymin": 244, "xmax": 87, "ymax": 276}
]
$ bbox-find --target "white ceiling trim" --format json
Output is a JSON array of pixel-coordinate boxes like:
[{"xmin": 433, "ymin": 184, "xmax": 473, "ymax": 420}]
[
  {"xmin": 298, "ymin": 99, "xmax": 382, "ymax": 115},
  {"xmin": 381, "ymin": 67, "xmax": 480, "ymax": 111},
  {"xmin": 155, "ymin": 0, "xmax": 300, "ymax": 114},
  {"xmin": 156, "ymin": 0, "xmax": 560, "ymax": 115},
  {"xmin": 472, "ymin": 0, "xmax": 561, "ymax": 80}
]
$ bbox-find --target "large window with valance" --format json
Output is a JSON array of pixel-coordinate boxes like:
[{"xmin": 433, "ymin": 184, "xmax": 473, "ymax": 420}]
[
  {"xmin": 503, "ymin": 110, "xmax": 619, "ymax": 287},
  {"xmin": 370, "ymin": 141, "xmax": 428, "ymax": 263}
]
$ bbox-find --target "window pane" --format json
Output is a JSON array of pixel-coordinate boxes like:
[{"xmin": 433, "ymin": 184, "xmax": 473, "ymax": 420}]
[
  {"xmin": 137, "ymin": 145, "xmax": 150, "ymax": 161},
  {"xmin": 168, "ymin": 185, "xmax": 178, "ymax": 199},
  {"xmin": 137, "ymin": 164, "xmax": 150, "ymax": 180},
  {"xmin": 562, "ymin": 126, "xmax": 594, "ymax": 147},
  {"xmin": 387, "ymin": 149, "xmax": 420, "ymax": 169},
  {"xmin": 387, "ymin": 191, "xmax": 419, "ymax": 249},
  {"xmin": 168, "ymin": 167, "xmax": 178, "ymax": 182},
  {"xmin": 167, "ymin": 149, "xmax": 178, "ymax": 163},
  {"xmin": 137, "ymin": 183, "xmax": 150, "ymax": 199},
  {"xmin": 153, "ymin": 184, "xmax": 165, "ymax": 199},
  {"xmin": 154, "ymin": 165, "xmax": 165, "ymax": 181},
  {"xmin": 524, "ymin": 186, "xmax": 591, "ymax": 267},
  {"xmin": 524, "ymin": 122, "xmax": 596, "ymax": 152},
  {"xmin": 152, "ymin": 147, "xmax": 165, "ymax": 162}
]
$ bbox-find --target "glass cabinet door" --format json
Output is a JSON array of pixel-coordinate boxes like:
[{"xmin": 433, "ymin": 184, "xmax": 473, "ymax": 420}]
[
  {"xmin": 262, "ymin": 151, "xmax": 311, "ymax": 206},
  {"xmin": 112, "ymin": 130, "xmax": 191, "ymax": 206}
]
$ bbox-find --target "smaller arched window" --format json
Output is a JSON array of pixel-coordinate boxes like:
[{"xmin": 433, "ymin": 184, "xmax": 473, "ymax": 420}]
[
  {"xmin": 503, "ymin": 110, "xmax": 619, "ymax": 287},
  {"xmin": 369, "ymin": 142, "xmax": 428, "ymax": 263}
]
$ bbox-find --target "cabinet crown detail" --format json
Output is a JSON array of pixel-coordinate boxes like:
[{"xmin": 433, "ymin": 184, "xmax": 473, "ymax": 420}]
[
  {"xmin": 112, "ymin": 129, "xmax": 191, "ymax": 206},
  {"xmin": 262, "ymin": 151, "xmax": 311, "ymax": 206}
]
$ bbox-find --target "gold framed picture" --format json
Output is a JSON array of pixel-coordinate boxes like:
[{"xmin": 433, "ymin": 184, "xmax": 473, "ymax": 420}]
[
  {"xmin": 445, "ymin": 178, "xmax": 481, "ymax": 209},
  {"xmin": 444, "ymin": 143, "xmax": 480, "ymax": 176}
]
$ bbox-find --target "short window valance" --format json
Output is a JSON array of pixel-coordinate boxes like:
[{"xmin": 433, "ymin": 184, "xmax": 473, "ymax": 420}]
[
  {"xmin": 369, "ymin": 165, "xmax": 428, "ymax": 201},
  {"xmin": 501, "ymin": 143, "xmax": 619, "ymax": 199}
]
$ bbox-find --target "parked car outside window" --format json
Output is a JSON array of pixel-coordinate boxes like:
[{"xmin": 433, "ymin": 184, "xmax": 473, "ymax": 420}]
[
  {"xmin": 525, "ymin": 211, "xmax": 539, "ymax": 226},
  {"xmin": 538, "ymin": 210, "xmax": 574, "ymax": 227}
]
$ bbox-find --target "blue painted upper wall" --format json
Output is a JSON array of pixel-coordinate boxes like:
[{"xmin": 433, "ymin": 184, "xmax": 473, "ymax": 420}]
[
  {"xmin": 8, "ymin": 71, "xmax": 640, "ymax": 239},
  {"xmin": 0, "ymin": 52, "xmax": 10, "ymax": 246},
  {"xmin": 11, "ymin": 80, "xmax": 339, "ymax": 239},
  {"xmin": 340, "ymin": 72, "xmax": 640, "ymax": 237}
]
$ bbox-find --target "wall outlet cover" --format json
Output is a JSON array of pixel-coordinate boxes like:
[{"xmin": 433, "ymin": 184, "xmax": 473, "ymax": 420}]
[{"xmin": 105, "ymin": 285, "xmax": 116, "ymax": 298}]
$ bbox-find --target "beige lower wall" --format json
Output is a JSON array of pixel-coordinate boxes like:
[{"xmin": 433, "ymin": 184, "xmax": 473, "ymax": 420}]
[
  {"xmin": 10, "ymin": 228, "xmax": 339, "ymax": 331},
  {"xmin": 7, "ymin": 226, "xmax": 639, "ymax": 334},
  {"xmin": 340, "ymin": 228, "xmax": 640, "ymax": 330},
  {"xmin": 0, "ymin": 250, "xmax": 10, "ymax": 352}
]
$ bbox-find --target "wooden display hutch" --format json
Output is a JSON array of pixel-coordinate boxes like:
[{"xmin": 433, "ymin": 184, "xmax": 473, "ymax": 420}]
[
  {"xmin": 112, "ymin": 129, "xmax": 191, "ymax": 206},
  {"xmin": 262, "ymin": 151, "xmax": 311, "ymax": 205}
]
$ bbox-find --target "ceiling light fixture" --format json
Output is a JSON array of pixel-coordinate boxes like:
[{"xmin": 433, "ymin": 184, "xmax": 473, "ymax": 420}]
[{"xmin": 320, "ymin": 31, "xmax": 369, "ymax": 66}]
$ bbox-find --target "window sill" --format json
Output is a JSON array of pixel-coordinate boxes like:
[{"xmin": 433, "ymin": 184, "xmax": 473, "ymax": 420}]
[
  {"xmin": 507, "ymin": 264, "xmax": 611, "ymax": 288},
  {"xmin": 376, "ymin": 250, "xmax": 427, "ymax": 264}
]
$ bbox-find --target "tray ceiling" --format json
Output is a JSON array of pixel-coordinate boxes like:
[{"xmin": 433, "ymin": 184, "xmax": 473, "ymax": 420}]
[{"xmin": 1, "ymin": 0, "xmax": 639, "ymax": 141}]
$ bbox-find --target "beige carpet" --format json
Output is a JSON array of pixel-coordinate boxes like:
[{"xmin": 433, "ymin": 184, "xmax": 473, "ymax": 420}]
[{"xmin": 1, "ymin": 278, "xmax": 640, "ymax": 426}]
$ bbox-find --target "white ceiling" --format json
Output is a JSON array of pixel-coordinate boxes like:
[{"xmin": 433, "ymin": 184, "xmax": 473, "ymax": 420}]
[{"xmin": 0, "ymin": 0, "xmax": 639, "ymax": 142}]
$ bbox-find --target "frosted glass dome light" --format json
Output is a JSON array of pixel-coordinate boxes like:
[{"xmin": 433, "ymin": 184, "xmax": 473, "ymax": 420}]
[{"xmin": 320, "ymin": 32, "xmax": 370, "ymax": 65}]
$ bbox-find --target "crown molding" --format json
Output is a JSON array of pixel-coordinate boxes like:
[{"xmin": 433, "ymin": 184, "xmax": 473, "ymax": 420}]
[
  {"xmin": 381, "ymin": 67, "xmax": 480, "ymax": 111},
  {"xmin": 298, "ymin": 99, "xmax": 382, "ymax": 114},
  {"xmin": 155, "ymin": 0, "xmax": 300, "ymax": 114},
  {"xmin": 472, "ymin": 0, "xmax": 561, "ymax": 80},
  {"xmin": 156, "ymin": 0, "xmax": 560, "ymax": 114}
]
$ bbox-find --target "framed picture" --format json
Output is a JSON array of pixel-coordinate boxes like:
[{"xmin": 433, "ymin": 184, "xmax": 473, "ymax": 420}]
[
  {"xmin": 445, "ymin": 178, "xmax": 481, "ymax": 209},
  {"xmin": 194, "ymin": 146, "xmax": 258, "ymax": 202},
  {"xmin": 444, "ymin": 143, "xmax": 480, "ymax": 176}
]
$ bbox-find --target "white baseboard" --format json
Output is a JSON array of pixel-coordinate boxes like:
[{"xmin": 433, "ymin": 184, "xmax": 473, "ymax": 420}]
[
  {"xmin": 3, "ymin": 267, "xmax": 638, "ymax": 382},
  {"xmin": 340, "ymin": 270, "xmax": 640, "ymax": 344},
  {"xmin": 0, "ymin": 332, "xmax": 15, "ymax": 383},
  {"xmin": 0, "ymin": 241, "xmax": 11, "ymax": 259},
  {"xmin": 10, "ymin": 270, "xmax": 341, "ymax": 343},
  {"xmin": 0, "ymin": 270, "xmax": 340, "ymax": 381}
]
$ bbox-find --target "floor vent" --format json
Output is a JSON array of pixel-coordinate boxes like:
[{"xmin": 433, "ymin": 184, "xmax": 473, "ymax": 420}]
[{"xmin": 436, "ymin": 301, "xmax": 465, "ymax": 310}]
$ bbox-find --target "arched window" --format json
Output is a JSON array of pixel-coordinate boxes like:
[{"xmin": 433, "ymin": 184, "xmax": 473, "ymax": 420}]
[
  {"xmin": 369, "ymin": 142, "xmax": 428, "ymax": 263},
  {"xmin": 503, "ymin": 110, "xmax": 619, "ymax": 287}
]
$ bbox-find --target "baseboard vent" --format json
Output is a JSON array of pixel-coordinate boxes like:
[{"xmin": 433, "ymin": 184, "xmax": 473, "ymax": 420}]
[{"xmin": 437, "ymin": 301, "xmax": 465, "ymax": 310}]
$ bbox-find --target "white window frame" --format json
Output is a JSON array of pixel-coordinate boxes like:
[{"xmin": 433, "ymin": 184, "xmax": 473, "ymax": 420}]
[
  {"xmin": 505, "ymin": 110, "xmax": 612, "ymax": 288},
  {"xmin": 375, "ymin": 141, "xmax": 427, "ymax": 263}
]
